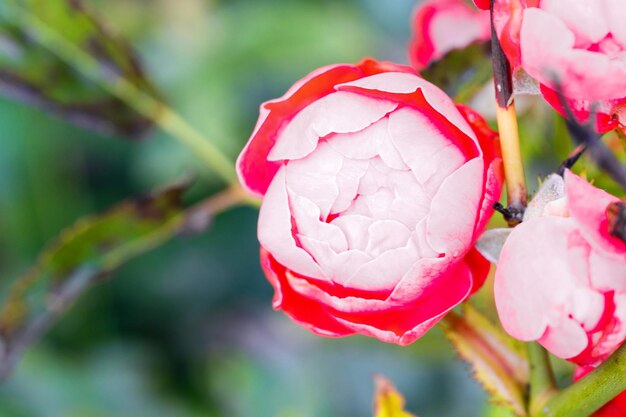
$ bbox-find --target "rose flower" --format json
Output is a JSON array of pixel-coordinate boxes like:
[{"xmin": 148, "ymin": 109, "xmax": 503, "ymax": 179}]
[
  {"xmin": 495, "ymin": 170, "xmax": 626, "ymax": 365},
  {"xmin": 237, "ymin": 59, "xmax": 502, "ymax": 345},
  {"xmin": 474, "ymin": 0, "xmax": 626, "ymax": 134}
]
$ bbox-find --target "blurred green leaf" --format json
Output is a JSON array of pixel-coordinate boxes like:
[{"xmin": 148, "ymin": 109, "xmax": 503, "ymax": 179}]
[
  {"xmin": 0, "ymin": 0, "xmax": 159, "ymax": 137},
  {"xmin": 0, "ymin": 181, "xmax": 204, "ymax": 378},
  {"xmin": 421, "ymin": 42, "xmax": 492, "ymax": 103},
  {"xmin": 373, "ymin": 376, "xmax": 417, "ymax": 417},
  {"xmin": 482, "ymin": 403, "xmax": 518, "ymax": 417},
  {"xmin": 0, "ymin": 180, "xmax": 187, "ymax": 329},
  {"xmin": 441, "ymin": 305, "xmax": 529, "ymax": 417}
]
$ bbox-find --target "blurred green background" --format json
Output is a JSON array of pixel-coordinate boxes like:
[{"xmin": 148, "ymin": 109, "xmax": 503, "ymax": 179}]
[{"xmin": 0, "ymin": 0, "xmax": 613, "ymax": 416}]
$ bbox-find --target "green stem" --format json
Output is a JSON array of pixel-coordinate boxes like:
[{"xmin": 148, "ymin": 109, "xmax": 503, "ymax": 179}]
[
  {"xmin": 527, "ymin": 343, "xmax": 557, "ymax": 416},
  {"xmin": 535, "ymin": 343, "xmax": 626, "ymax": 417},
  {"xmin": 8, "ymin": 3, "xmax": 238, "ymax": 186}
]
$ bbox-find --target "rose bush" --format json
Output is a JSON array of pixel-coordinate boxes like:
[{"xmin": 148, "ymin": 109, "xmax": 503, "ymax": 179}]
[
  {"xmin": 495, "ymin": 170, "xmax": 626, "ymax": 365},
  {"xmin": 237, "ymin": 59, "xmax": 503, "ymax": 345},
  {"xmin": 409, "ymin": 0, "xmax": 490, "ymax": 70},
  {"xmin": 474, "ymin": 0, "xmax": 626, "ymax": 133}
]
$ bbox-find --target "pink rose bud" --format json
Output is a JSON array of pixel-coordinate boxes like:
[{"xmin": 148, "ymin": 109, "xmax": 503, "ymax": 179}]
[
  {"xmin": 237, "ymin": 59, "xmax": 503, "ymax": 345},
  {"xmin": 495, "ymin": 170, "xmax": 626, "ymax": 366},
  {"xmin": 490, "ymin": 0, "xmax": 626, "ymax": 134},
  {"xmin": 409, "ymin": 0, "xmax": 491, "ymax": 70},
  {"xmin": 575, "ymin": 366, "xmax": 626, "ymax": 417}
]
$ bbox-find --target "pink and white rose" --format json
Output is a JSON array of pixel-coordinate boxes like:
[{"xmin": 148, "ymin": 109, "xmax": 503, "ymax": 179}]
[
  {"xmin": 237, "ymin": 59, "xmax": 503, "ymax": 345},
  {"xmin": 495, "ymin": 170, "xmax": 626, "ymax": 365},
  {"xmin": 476, "ymin": 0, "xmax": 626, "ymax": 133}
]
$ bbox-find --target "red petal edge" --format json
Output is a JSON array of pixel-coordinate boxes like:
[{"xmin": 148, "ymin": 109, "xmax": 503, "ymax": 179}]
[
  {"xmin": 237, "ymin": 59, "xmax": 416, "ymax": 197},
  {"xmin": 540, "ymin": 85, "xmax": 626, "ymax": 135}
]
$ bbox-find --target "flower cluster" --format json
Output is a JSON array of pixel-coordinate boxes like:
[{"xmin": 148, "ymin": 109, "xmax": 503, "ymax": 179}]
[{"xmin": 238, "ymin": 0, "xmax": 626, "ymax": 414}]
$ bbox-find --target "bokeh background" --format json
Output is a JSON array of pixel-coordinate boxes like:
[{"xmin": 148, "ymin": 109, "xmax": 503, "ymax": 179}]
[{"xmin": 0, "ymin": 0, "xmax": 618, "ymax": 416}]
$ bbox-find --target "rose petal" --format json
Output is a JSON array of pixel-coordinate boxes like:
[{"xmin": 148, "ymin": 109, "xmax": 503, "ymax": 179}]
[
  {"xmin": 344, "ymin": 234, "xmax": 419, "ymax": 292},
  {"xmin": 291, "ymin": 195, "xmax": 348, "ymax": 253},
  {"xmin": 388, "ymin": 107, "xmax": 467, "ymax": 190},
  {"xmin": 268, "ymin": 91, "xmax": 397, "ymax": 161},
  {"xmin": 564, "ymin": 170, "xmax": 624, "ymax": 255},
  {"xmin": 335, "ymin": 258, "xmax": 474, "ymax": 345},
  {"xmin": 540, "ymin": 0, "xmax": 608, "ymax": 45},
  {"xmin": 606, "ymin": 0, "xmax": 626, "ymax": 48},
  {"xmin": 284, "ymin": 141, "xmax": 343, "ymax": 218},
  {"xmin": 426, "ymin": 158, "xmax": 484, "ymax": 256},
  {"xmin": 237, "ymin": 64, "xmax": 368, "ymax": 196},
  {"xmin": 538, "ymin": 317, "xmax": 589, "ymax": 359},
  {"xmin": 338, "ymin": 73, "xmax": 478, "ymax": 141},
  {"xmin": 495, "ymin": 217, "xmax": 589, "ymax": 348},
  {"xmin": 258, "ymin": 168, "xmax": 326, "ymax": 280},
  {"xmin": 589, "ymin": 250, "xmax": 626, "ymax": 292},
  {"xmin": 521, "ymin": 8, "xmax": 626, "ymax": 100},
  {"xmin": 260, "ymin": 248, "xmax": 353, "ymax": 337}
]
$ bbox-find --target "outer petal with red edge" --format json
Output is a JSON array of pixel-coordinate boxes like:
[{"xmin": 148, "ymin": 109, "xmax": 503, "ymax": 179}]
[
  {"xmin": 236, "ymin": 59, "xmax": 415, "ymax": 197},
  {"xmin": 472, "ymin": 0, "xmax": 490, "ymax": 10},
  {"xmin": 565, "ymin": 170, "xmax": 626, "ymax": 256},
  {"xmin": 260, "ymin": 247, "xmax": 354, "ymax": 337},
  {"xmin": 261, "ymin": 243, "xmax": 490, "ymax": 345},
  {"xmin": 268, "ymin": 252, "xmax": 479, "ymax": 346},
  {"xmin": 455, "ymin": 104, "xmax": 503, "ymax": 238},
  {"xmin": 540, "ymin": 86, "xmax": 626, "ymax": 135}
]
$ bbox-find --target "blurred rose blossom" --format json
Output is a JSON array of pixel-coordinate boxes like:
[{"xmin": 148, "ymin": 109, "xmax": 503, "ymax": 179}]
[{"xmin": 409, "ymin": 0, "xmax": 491, "ymax": 70}]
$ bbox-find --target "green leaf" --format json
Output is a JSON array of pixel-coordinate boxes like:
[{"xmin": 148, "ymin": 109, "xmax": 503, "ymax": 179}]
[
  {"xmin": 420, "ymin": 42, "xmax": 492, "ymax": 104},
  {"xmin": 373, "ymin": 376, "xmax": 417, "ymax": 417},
  {"xmin": 441, "ymin": 305, "xmax": 529, "ymax": 417},
  {"xmin": 0, "ymin": 0, "xmax": 159, "ymax": 137},
  {"xmin": 0, "ymin": 182, "xmax": 187, "ymax": 333},
  {"xmin": 0, "ymin": 181, "xmax": 232, "ymax": 379}
]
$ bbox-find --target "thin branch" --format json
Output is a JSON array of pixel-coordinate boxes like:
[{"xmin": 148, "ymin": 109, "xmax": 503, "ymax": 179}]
[
  {"xmin": 0, "ymin": 186, "xmax": 250, "ymax": 381},
  {"xmin": 8, "ymin": 4, "xmax": 238, "ymax": 185},
  {"xmin": 563, "ymin": 117, "xmax": 626, "ymax": 191},
  {"xmin": 0, "ymin": 266, "xmax": 97, "ymax": 380},
  {"xmin": 490, "ymin": 0, "xmax": 513, "ymax": 109},
  {"xmin": 490, "ymin": 0, "xmax": 527, "ymax": 222},
  {"xmin": 552, "ymin": 84, "xmax": 626, "ymax": 192},
  {"xmin": 557, "ymin": 144, "xmax": 586, "ymax": 176}
]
